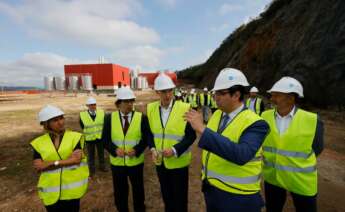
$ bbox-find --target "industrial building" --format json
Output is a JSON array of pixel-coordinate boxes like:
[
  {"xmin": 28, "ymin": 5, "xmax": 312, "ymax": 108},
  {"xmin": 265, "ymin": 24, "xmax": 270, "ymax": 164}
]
[
  {"xmin": 138, "ymin": 71, "xmax": 177, "ymax": 87},
  {"xmin": 64, "ymin": 63, "xmax": 130, "ymax": 90}
]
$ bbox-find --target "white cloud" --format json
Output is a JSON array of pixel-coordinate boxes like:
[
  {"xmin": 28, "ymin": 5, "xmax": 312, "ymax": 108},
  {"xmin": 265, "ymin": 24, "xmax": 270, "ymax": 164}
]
[
  {"xmin": 219, "ymin": 3, "xmax": 243, "ymax": 15},
  {"xmin": 0, "ymin": 52, "xmax": 93, "ymax": 87},
  {"xmin": 0, "ymin": 0, "xmax": 159, "ymax": 49},
  {"xmin": 112, "ymin": 46, "xmax": 164, "ymax": 71}
]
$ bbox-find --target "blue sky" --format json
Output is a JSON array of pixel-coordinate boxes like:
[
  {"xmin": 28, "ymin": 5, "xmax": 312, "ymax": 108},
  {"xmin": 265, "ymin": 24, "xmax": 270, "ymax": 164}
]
[{"xmin": 0, "ymin": 0, "xmax": 271, "ymax": 86}]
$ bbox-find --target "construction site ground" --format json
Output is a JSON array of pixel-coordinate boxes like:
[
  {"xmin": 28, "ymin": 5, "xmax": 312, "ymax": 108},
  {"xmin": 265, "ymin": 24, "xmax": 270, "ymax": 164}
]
[{"xmin": 0, "ymin": 92, "xmax": 344, "ymax": 211}]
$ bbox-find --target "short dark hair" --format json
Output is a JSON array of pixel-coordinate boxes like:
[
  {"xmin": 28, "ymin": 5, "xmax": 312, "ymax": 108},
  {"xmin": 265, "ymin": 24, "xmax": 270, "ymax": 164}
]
[
  {"xmin": 115, "ymin": 99, "xmax": 135, "ymax": 107},
  {"xmin": 227, "ymin": 85, "xmax": 247, "ymax": 101}
]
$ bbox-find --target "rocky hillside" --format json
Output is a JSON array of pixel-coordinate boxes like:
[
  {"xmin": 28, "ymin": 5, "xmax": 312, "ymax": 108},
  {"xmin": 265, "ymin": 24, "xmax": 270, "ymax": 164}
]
[{"xmin": 178, "ymin": 0, "xmax": 345, "ymax": 108}]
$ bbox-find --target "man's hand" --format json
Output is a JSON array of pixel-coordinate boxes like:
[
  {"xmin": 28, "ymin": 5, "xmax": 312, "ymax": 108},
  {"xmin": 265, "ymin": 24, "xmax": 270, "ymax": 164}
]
[
  {"xmin": 126, "ymin": 149, "xmax": 136, "ymax": 157},
  {"xmin": 33, "ymin": 159, "xmax": 51, "ymax": 172},
  {"xmin": 71, "ymin": 149, "xmax": 82, "ymax": 160},
  {"xmin": 116, "ymin": 148, "xmax": 126, "ymax": 157},
  {"xmin": 162, "ymin": 148, "xmax": 174, "ymax": 158},
  {"xmin": 184, "ymin": 109, "xmax": 205, "ymax": 135}
]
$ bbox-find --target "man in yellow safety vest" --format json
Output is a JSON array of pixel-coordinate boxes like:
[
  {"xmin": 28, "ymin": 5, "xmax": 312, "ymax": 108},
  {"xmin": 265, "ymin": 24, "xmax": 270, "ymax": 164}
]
[
  {"xmin": 147, "ymin": 73, "xmax": 196, "ymax": 212},
  {"xmin": 185, "ymin": 68, "xmax": 269, "ymax": 212},
  {"xmin": 262, "ymin": 77, "xmax": 324, "ymax": 212},
  {"xmin": 79, "ymin": 97, "xmax": 106, "ymax": 176}
]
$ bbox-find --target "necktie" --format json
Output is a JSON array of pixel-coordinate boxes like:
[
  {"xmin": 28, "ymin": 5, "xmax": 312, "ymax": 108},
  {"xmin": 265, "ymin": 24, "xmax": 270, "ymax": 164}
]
[
  {"xmin": 218, "ymin": 115, "xmax": 230, "ymax": 133},
  {"xmin": 123, "ymin": 115, "xmax": 129, "ymax": 135}
]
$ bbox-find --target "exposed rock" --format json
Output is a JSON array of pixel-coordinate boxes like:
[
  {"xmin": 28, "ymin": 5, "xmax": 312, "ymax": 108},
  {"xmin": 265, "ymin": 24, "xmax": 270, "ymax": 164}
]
[{"xmin": 178, "ymin": 0, "xmax": 345, "ymax": 108}]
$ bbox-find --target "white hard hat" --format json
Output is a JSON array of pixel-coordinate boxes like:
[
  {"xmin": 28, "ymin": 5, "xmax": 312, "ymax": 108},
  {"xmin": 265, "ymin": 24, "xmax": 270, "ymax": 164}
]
[
  {"xmin": 250, "ymin": 86, "xmax": 259, "ymax": 93},
  {"xmin": 203, "ymin": 87, "xmax": 208, "ymax": 92},
  {"xmin": 116, "ymin": 87, "xmax": 136, "ymax": 100},
  {"xmin": 190, "ymin": 88, "xmax": 195, "ymax": 94},
  {"xmin": 86, "ymin": 97, "xmax": 97, "ymax": 105},
  {"xmin": 176, "ymin": 92, "xmax": 182, "ymax": 97},
  {"xmin": 154, "ymin": 73, "xmax": 176, "ymax": 91},
  {"xmin": 268, "ymin": 76, "xmax": 304, "ymax": 97},
  {"xmin": 38, "ymin": 105, "xmax": 64, "ymax": 122},
  {"xmin": 212, "ymin": 68, "xmax": 249, "ymax": 91}
]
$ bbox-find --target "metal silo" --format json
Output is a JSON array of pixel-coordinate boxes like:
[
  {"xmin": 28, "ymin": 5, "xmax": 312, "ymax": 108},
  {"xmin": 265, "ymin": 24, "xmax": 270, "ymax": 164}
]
[
  {"xmin": 54, "ymin": 76, "xmax": 66, "ymax": 91},
  {"xmin": 44, "ymin": 76, "xmax": 54, "ymax": 91},
  {"xmin": 68, "ymin": 76, "xmax": 79, "ymax": 91},
  {"xmin": 137, "ymin": 76, "xmax": 142, "ymax": 89},
  {"xmin": 81, "ymin": 75, "xmax": 93, "ymax": 91}
]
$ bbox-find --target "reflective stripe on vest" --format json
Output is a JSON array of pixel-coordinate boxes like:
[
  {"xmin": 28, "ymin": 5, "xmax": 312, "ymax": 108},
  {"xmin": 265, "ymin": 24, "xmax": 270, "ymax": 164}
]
[
  {"xmin": 147, "ymin": 101, "xmax": 192, "ymax": 169},
  {"xmin": 202, "ymin": 109, "xmax": 263, "ymax": 195},
  {"xmin": 153, "ymin": 133, "xmax": 183, "ymax": 142},
  {"xmin": 110, "ymin": 111, "xmax": 144, "ymax": 166},
  {"xmin": 43, "ymin": 162, "xmax": 88, "ymax": 174},
  {"xmin": 263, "ymin": 146, "xmax": 312, "ymax": 159},
  {"xmin": 262, "ymin": 109, "xmax": 318, "ymax": 196},
  {"xmin": 30, "ymin": 131, "xmax": 89, "ymax": 206},
  {"xmin": 202, "ymin": 167, "xmax": 261, "ymax": 184},
  {"xmin": 80, "ymin": 110, "xmax": 104, "ymax": 141},
  {"xmin": 263, "ymin": 159, "xmax": 316, "ymax": 173},
  {"xmin": 39, "ymin": 179, "xmax": 88, "ymax": 193}
]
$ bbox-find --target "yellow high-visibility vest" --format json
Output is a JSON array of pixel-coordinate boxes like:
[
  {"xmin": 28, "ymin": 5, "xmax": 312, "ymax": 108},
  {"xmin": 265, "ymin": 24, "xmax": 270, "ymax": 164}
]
[
  {"xmin": 110, "ymin": 111, "xmax": 144, "ymax": 166},
  {"xmin": 245, "ymin": 98, "xmax": 262, "ymax": 115},
  {"xmin": 31, "ymin": 131, "xmax": 89, "ymax": 206},
  {"xmin": 80, "ymin": 110, "xmax": 104, "ymax": 141},
  {"xmin": 147, "ymin": 101, "xmax": 191, "ymax": 169},
  {"xmin": 202, "ymin": 109, "xmax": 263, "ymax": 195},
  {"xmin": 188, "ymin": 94, "xmax": 198, "ymax": 108},
  {"xmin": 200, "ymin": 93, "xmax": 211, "ymax": 106},
  {"xmin": 262, "ymin": 109, "xmax": 318, "ymax": 196}
]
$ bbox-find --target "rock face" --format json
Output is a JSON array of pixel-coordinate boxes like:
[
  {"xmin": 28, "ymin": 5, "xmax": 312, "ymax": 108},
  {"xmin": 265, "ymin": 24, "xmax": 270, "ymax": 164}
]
[{"xmin": 178, "ymin": 0, "xmax": 345, "ymax": 108}]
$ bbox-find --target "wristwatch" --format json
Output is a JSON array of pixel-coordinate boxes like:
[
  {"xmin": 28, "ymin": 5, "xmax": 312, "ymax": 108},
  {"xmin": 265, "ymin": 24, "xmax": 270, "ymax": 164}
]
[{"xmin": 54, "ymin": 160, "xmax": 60, "ymax": 166}]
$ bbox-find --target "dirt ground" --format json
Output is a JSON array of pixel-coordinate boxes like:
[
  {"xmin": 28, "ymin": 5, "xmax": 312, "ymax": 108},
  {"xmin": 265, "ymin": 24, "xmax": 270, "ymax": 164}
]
[{"xmin": 0, "ymin": 91, "xmax": 344, "ymax": 212}]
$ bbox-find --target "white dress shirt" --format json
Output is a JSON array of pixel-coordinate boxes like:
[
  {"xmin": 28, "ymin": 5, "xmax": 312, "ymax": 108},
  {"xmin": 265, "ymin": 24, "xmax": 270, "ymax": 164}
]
[
  {"xmin": 275, "ymin": 106, "xmax": 296, "ymax": 135},
  {"xmin": 159, "ymin": 100, "xmax": 177, "ymax": 156},
  {"xmin": 160, "ymin": 100, "xmax": 173, "ymax": 128},
  {"xmin": 222, "ymin": 104, "xmax": 245, "ymax": 126},
  {"xmin": 120, "ymin": 111, "xmax": 132, "ymax": 127}
]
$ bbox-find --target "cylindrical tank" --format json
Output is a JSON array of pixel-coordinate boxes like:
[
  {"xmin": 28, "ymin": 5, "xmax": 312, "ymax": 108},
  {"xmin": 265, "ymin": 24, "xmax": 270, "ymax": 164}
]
[
  {"xmin": 54, "ymin": 76, "xmax": 65, "ymax": 91},
  {"xmin": 141, "ymin": 77, "xmax": 148, "ymax": 89},
  {"xmin": 81, "ymin": 75, "xmax": 93, "ymax": 91},
  {"xmin": 131, "ymin": 77, "xmax": 136, "ymax": 89},
  {"xmin": 137, "ymin": 76, "xmax": 142, "ymax": 89},
  {"xmin": 44, "ymin": 76, "xmax": 54, "ymax": 91},
  {"xmin": 68, "ymin": 76, "xmax": 79, "ymax": 90}
]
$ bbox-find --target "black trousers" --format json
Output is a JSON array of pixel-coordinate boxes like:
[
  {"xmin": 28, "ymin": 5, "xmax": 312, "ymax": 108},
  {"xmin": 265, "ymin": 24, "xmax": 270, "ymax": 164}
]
[
  {"xmin": 156, "ymin": 165, "xmax": 189, "ymax": 212},
  {"xmin": 45, "ymin": 199, "xmax": 80, "ymax": 212},
  {"xmin": 203, "ymin": 181, "xmax": 264, "ymax": 212},
  {"xmin": 264, "ymin": 181, "xmax": 317, "ymax": 212},
  {"xmin": 111, "ymin": 164, "xmax": 145, "ymax": 212},
  {"xmin": 86, "ymin": 140, "xmax": 105, "ymax": 174}
]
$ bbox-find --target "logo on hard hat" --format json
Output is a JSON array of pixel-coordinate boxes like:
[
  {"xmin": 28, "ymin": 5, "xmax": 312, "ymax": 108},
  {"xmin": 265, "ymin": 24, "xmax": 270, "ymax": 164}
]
[
  {"xmin": 228, "ymin": 76, "xmax": 234, "ymax": 80},
  {"xmin": 289, "ymin": 83, "xmax": 294, "ymax": 88}
]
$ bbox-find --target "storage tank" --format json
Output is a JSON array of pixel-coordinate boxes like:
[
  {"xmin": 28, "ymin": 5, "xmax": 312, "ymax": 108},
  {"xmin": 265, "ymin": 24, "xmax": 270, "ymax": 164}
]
[
  {"xmin": 141, "ymin": 77, "xmax": 148, "ymax": 89},
  {"xmin": 131, "ymin": 77, "xmax": 137, "ymax": 89},
  {"xmin": 68, "ymin": 76, "xmax": 79, "ymax": 90},
  {"xmin": 137, "ymin": 76, "xmax": 142, "ymax": 89},
  {"xmin": 81, "ymin": 75, "xmax": 93, "ymax": 91},
  {"xmin": 54, "ymin": 76, "xmax": 66, "ymax": 91},
  {"xmin": 44, "ymin": 76, "xmax": 54, "ymax": 91}
]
